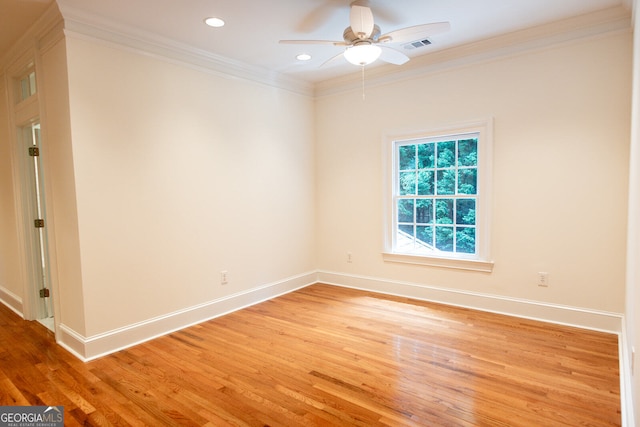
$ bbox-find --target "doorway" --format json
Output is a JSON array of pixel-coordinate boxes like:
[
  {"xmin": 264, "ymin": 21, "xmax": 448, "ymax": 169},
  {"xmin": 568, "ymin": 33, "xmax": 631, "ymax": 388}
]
[{"xmin": 21, "ymin": 121, "xmax": 54, "ymax": 331}]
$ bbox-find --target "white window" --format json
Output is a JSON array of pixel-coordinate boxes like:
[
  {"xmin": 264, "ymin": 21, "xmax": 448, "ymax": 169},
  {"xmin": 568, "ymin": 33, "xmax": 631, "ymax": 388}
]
[
  {"xmin": 383, "ymin": 120, "xmax": 494, "ymax": 272},
  {"xmin": 17, "ymin": 69, "xmax": 37, "ymax": 102}
]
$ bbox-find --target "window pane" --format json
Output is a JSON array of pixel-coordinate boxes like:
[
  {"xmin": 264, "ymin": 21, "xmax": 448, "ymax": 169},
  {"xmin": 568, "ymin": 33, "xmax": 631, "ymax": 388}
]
[
  {"xmin": 456, "ymin": 227, "xmax": 476, "ymax": 254},
  {"xmin": 456, "ymin": 199, "xmax": 476, "ymax": 225},
  {"xmin": 437, "ymin": 169, "xmax": 455, "ymax": 195},
  {"xmin": 417, "ymin": 226, "xmax": 433, "ymax": 246},
  {"xmin": 19, "ymin": 71, "xmax": 37, "ymax": 102},
  {"xmin": 458, "ymin": 138, "xmax": 478, "ymax": 167},
  {"xmin": 417, "ymin": 143, "xmax": 434, "ymax": 169},
  {"xmin": 397, "ymin": 199, "xmax": 414, "ymax": 222},
  {"xmin": 399, "ymin": 172, "xmax": 416, "ymax": 195},
  {"xmin": 399, "ymin": 145, "xmax": 416, "ymax": 170},
  {"xmin": 435, "ymin": 199, "xmax": 454, "ymax": 224},
  {"xmin": 399, "ymin": 224, "xmax": 414, "ymax": 236},
  {"xmin": 21, "ymin": 78, "xmax": 29, "ymax": 100},
  {"xmin": 417, "ymin": 170, "xmax": 434, "ymax": 195},
  {"xmin": 392, "ymin": 129, "xmax": 484, "ymax": 259},
  {"xmin": 29, "ymin": 71, "xmax": 36, "ymax": 96},
  {"xmin": 416, "ymin": 199, "xmax": 433, "ymax": 224},
  {"xmin": 437, "ymin": 141, "xmax": 455, "ymax": 168},
  {"xmin": 435, "ymin": 226, "xmax": 454, "ymax": 251},
  {"xmin": 458, "ymin": 168, "xmax": 477, "ymax": 195}
]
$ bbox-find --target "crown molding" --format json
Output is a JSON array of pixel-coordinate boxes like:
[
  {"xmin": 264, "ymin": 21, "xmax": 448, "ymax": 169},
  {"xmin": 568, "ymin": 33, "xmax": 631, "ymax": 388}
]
[
  {"xmin": 0, "ymin": 3, "xmax": 64, "ymax": 71},
  {"xmin": 4, "ymin": 4, "xmax": 631, "ymax": 99},
  {"xmin": 315, "ymin": 5, "xmax": 632, "ymax": 98},
  {"xmin": 58, "ymin": 5, "xmax": 314, "ymax": 97}
]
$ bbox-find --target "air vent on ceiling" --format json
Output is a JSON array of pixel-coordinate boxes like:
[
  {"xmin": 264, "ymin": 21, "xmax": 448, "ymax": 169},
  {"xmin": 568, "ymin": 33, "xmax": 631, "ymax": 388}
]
[{"xmin": 403, "ymin": 39, "xmax": 432, "ymax": 50}]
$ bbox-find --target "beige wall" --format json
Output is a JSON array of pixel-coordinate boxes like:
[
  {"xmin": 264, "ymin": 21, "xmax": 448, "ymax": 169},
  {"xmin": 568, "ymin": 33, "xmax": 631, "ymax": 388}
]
[
  {"xmin": 626, "ymin": 0, "xmax": 640, "ymax": 422},
  {"xmin": 40, "ymin": 36, "xmax": 87, "ymax": 335},
  {"xmin": 316, "ymin": 32, "xmax": 631, "ymax": 314},
  {"xmin": 0, "ymin": 75, "xmax": 23, "ymax": 304},
  {"xmin": 64, "ymin": 36, "xmax": 316, "ymax": 337}
]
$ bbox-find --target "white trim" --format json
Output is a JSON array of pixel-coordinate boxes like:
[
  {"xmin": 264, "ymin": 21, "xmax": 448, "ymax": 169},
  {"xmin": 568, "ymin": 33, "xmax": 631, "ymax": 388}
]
[
  {"xmin": 382, "ymin": 252, "xmax": 494, "ymax": 272},
  {"xmin": 0, "ymin": 3, "xmax": 62, "ymax": 69},
  {"xmin": 620, "ymin": 321, "xmax": 636, "ymax": 427},
  {"xmin": 56, "ymin": 271, "xmax": 318, "ymax": 361},
  {"xmin": 317, "ymin": 270, "xmax": 623, "ymax": 333},
  {"xmin": 0, "ymin": 285, "xmax": 24, "ymax": 318},
  {"xmin": 58, "ymin": 7, "xmax": 313, "ymax": 97},
  {"xmin": 56, "ymin": 324, "xmax": 86, "ymax": 360},
  {"xmin": 383, "ymin": 119, "xmax": 494, "ymax": 270}
]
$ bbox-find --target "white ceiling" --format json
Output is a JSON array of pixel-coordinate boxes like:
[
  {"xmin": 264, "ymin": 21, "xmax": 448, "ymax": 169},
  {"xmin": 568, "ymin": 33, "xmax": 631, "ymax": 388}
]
[{"xmin": 1, "ymin": 0, "xmax": 631, "ymax": 83}]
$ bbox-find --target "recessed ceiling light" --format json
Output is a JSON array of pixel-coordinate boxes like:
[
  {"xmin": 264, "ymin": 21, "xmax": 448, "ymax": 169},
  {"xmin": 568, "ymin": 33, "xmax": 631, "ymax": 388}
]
[
  {"xmin": 296, "ymin": 53, "xmax": 312, "ymax": 61},
  {"xmin": 204, "ymin": 17, "xmax": 225, "ymax": 28}
]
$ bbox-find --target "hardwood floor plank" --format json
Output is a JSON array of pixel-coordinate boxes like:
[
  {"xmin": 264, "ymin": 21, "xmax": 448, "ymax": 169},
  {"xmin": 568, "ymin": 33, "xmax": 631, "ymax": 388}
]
[
  {"xmin": 0, "ymin": 284, "xmax": 620, "ymax": 426},
  {"xmin": 0, "ymin": 377, "xmax": 30, "ymax": 406}
]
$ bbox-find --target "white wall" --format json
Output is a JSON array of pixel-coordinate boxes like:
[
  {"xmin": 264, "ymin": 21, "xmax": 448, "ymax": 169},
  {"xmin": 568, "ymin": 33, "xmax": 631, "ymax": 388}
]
[
  {"xmin": 0, "ymin": 74, "xmax": 23, "ymax": 311},
  {"xmin": 625, "ymin": 0, "xmax": 640, "ymax": 423},
  {"xmin": 39, "ymin": 34, "xmax": 87, "ymax": 336},
  {"xmin": 63, "ymin": 36, "xmax": 316, "ymax": 339},
  {"xmin": 316, "ymin": 32, "xmax": 631, "ymax": 320}
]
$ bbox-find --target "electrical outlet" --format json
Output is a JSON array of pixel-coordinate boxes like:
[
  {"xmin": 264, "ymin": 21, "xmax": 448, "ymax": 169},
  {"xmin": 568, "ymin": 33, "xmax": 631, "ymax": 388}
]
[
  {"xmin": 347, "ymin": 252, "xmax": 353, "ymax": 263},
  {"xmin": 220, "ymin": 270, "xmax": 228, "ymax": 285},
  {"xmin": 537, "ymin": 272, "xmax": 549, "ymax": 287}
]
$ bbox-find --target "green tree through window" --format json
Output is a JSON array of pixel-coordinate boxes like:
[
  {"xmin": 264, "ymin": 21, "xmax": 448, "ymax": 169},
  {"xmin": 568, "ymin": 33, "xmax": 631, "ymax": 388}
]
[{"xmin": 395, "ymin": 135, "xmax": 478, "ymax": 255}]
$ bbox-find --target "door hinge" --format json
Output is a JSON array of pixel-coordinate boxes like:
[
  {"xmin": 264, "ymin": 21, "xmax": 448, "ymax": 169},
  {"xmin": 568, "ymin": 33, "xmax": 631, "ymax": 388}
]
[
  {"xmin": 34, "ymin": 219, "xmax": 44, "ymax": 228},
  {"xmin": 39, "ymin": 288, "xmax": 50, "ymax": 298},
  {"xmin": 28, "ymin": 147, "xmax": 39, "ymax": 156}
]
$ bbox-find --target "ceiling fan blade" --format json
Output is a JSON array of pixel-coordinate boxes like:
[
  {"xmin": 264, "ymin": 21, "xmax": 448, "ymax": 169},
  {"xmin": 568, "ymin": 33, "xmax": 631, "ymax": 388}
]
[
  {"xmin": 320, "ymin": 52, "xmax": 347, "ymax": 68},
  {"xmin": 350, "ymin": 4, "xmax": 375, "ymax": 39},
  {"xmin": 379, "ymin": 46, "xmax": 410, "ymax": 65},
  {"xmin": 379, "ymin": 22, "xmax": 451, "ymax": 44},
  {"xmin": 279, "ymin": 40, "xmax": 347, "ymax": 46}
]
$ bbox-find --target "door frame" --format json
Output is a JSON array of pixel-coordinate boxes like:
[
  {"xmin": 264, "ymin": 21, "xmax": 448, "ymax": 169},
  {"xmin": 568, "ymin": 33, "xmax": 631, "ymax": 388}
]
[{"xmin": 5, "ymin": 52, "xmax": 59, "ymax": 329}]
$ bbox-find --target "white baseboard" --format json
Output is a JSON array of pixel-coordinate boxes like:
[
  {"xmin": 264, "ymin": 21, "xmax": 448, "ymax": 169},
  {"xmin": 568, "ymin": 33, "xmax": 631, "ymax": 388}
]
[
  {"xmin": 57, "ymin": 271, "xmax": 318, "ymax": 361},
  {"xmin": 619, "ymin": 322, "xmax": 636, "ymax": 427},
  {"xmin": 0, "ymin": 285, "xmax": 23, "ymax": 318},
  {"xmin": 53, "ymin": 269, "xmax": 623, "ymax": 355},
  {"xmin": 317, "ymin": 270, "xmax": 623, "ymax": 333},
  {"xmin": 56, "ymin": 269, "xmax": 624, "ymax": 361}
]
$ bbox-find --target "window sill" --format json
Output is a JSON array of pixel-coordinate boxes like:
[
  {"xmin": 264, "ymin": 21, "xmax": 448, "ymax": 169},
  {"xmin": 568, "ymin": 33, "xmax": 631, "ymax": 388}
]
[{"xmin": 382, "ymin": 252, "xmax": 494, "ymax": 272}]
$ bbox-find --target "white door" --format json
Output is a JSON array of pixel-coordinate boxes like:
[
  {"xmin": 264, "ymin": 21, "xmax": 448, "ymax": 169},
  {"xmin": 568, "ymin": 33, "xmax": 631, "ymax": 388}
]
[{"xmin": 22, "ymin": 121, "xmax": 53, "ymax": 328}]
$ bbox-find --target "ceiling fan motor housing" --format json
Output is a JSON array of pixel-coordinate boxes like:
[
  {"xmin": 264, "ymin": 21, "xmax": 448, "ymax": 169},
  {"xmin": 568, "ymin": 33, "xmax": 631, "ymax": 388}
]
[{"xmin": 343, "ymin": 24, "xmax": 381, "ymax": 44}]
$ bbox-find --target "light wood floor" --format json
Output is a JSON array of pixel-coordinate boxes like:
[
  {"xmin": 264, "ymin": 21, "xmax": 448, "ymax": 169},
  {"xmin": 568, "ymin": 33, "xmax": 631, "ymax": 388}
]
[{"xmin": 0, "ymin": 284, "xmax": 620, "ymax": 426}]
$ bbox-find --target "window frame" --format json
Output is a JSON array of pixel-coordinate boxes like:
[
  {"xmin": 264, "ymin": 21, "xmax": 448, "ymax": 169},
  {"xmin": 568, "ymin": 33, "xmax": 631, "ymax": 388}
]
[
  {"xmin": 14, "ymin": 65, "xmax": 37, "ymax": 104},
  {"xmin": 383, "ymin": 119, "xmax": 494, "ymax": 272}
]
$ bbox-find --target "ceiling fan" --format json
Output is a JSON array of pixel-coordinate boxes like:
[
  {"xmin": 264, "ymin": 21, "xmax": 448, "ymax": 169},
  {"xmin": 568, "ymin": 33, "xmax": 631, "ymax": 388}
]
[{"xmin": 279, "ymin": 1, "xmax": 450, "ymax": 67}]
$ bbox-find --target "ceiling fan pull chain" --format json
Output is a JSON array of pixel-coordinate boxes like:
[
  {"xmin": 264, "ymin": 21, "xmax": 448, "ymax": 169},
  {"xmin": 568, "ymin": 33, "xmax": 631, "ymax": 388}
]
[{"xmin": 361, "ymin": 65, "xmax": 366, "ymax": 100}]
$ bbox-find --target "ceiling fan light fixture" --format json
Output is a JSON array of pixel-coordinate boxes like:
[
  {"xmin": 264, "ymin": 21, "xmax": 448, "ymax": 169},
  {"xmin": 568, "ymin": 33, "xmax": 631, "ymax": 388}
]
[{"xmin": 344, "ymin": 44, "xmax": 381, "ymax": 66}]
